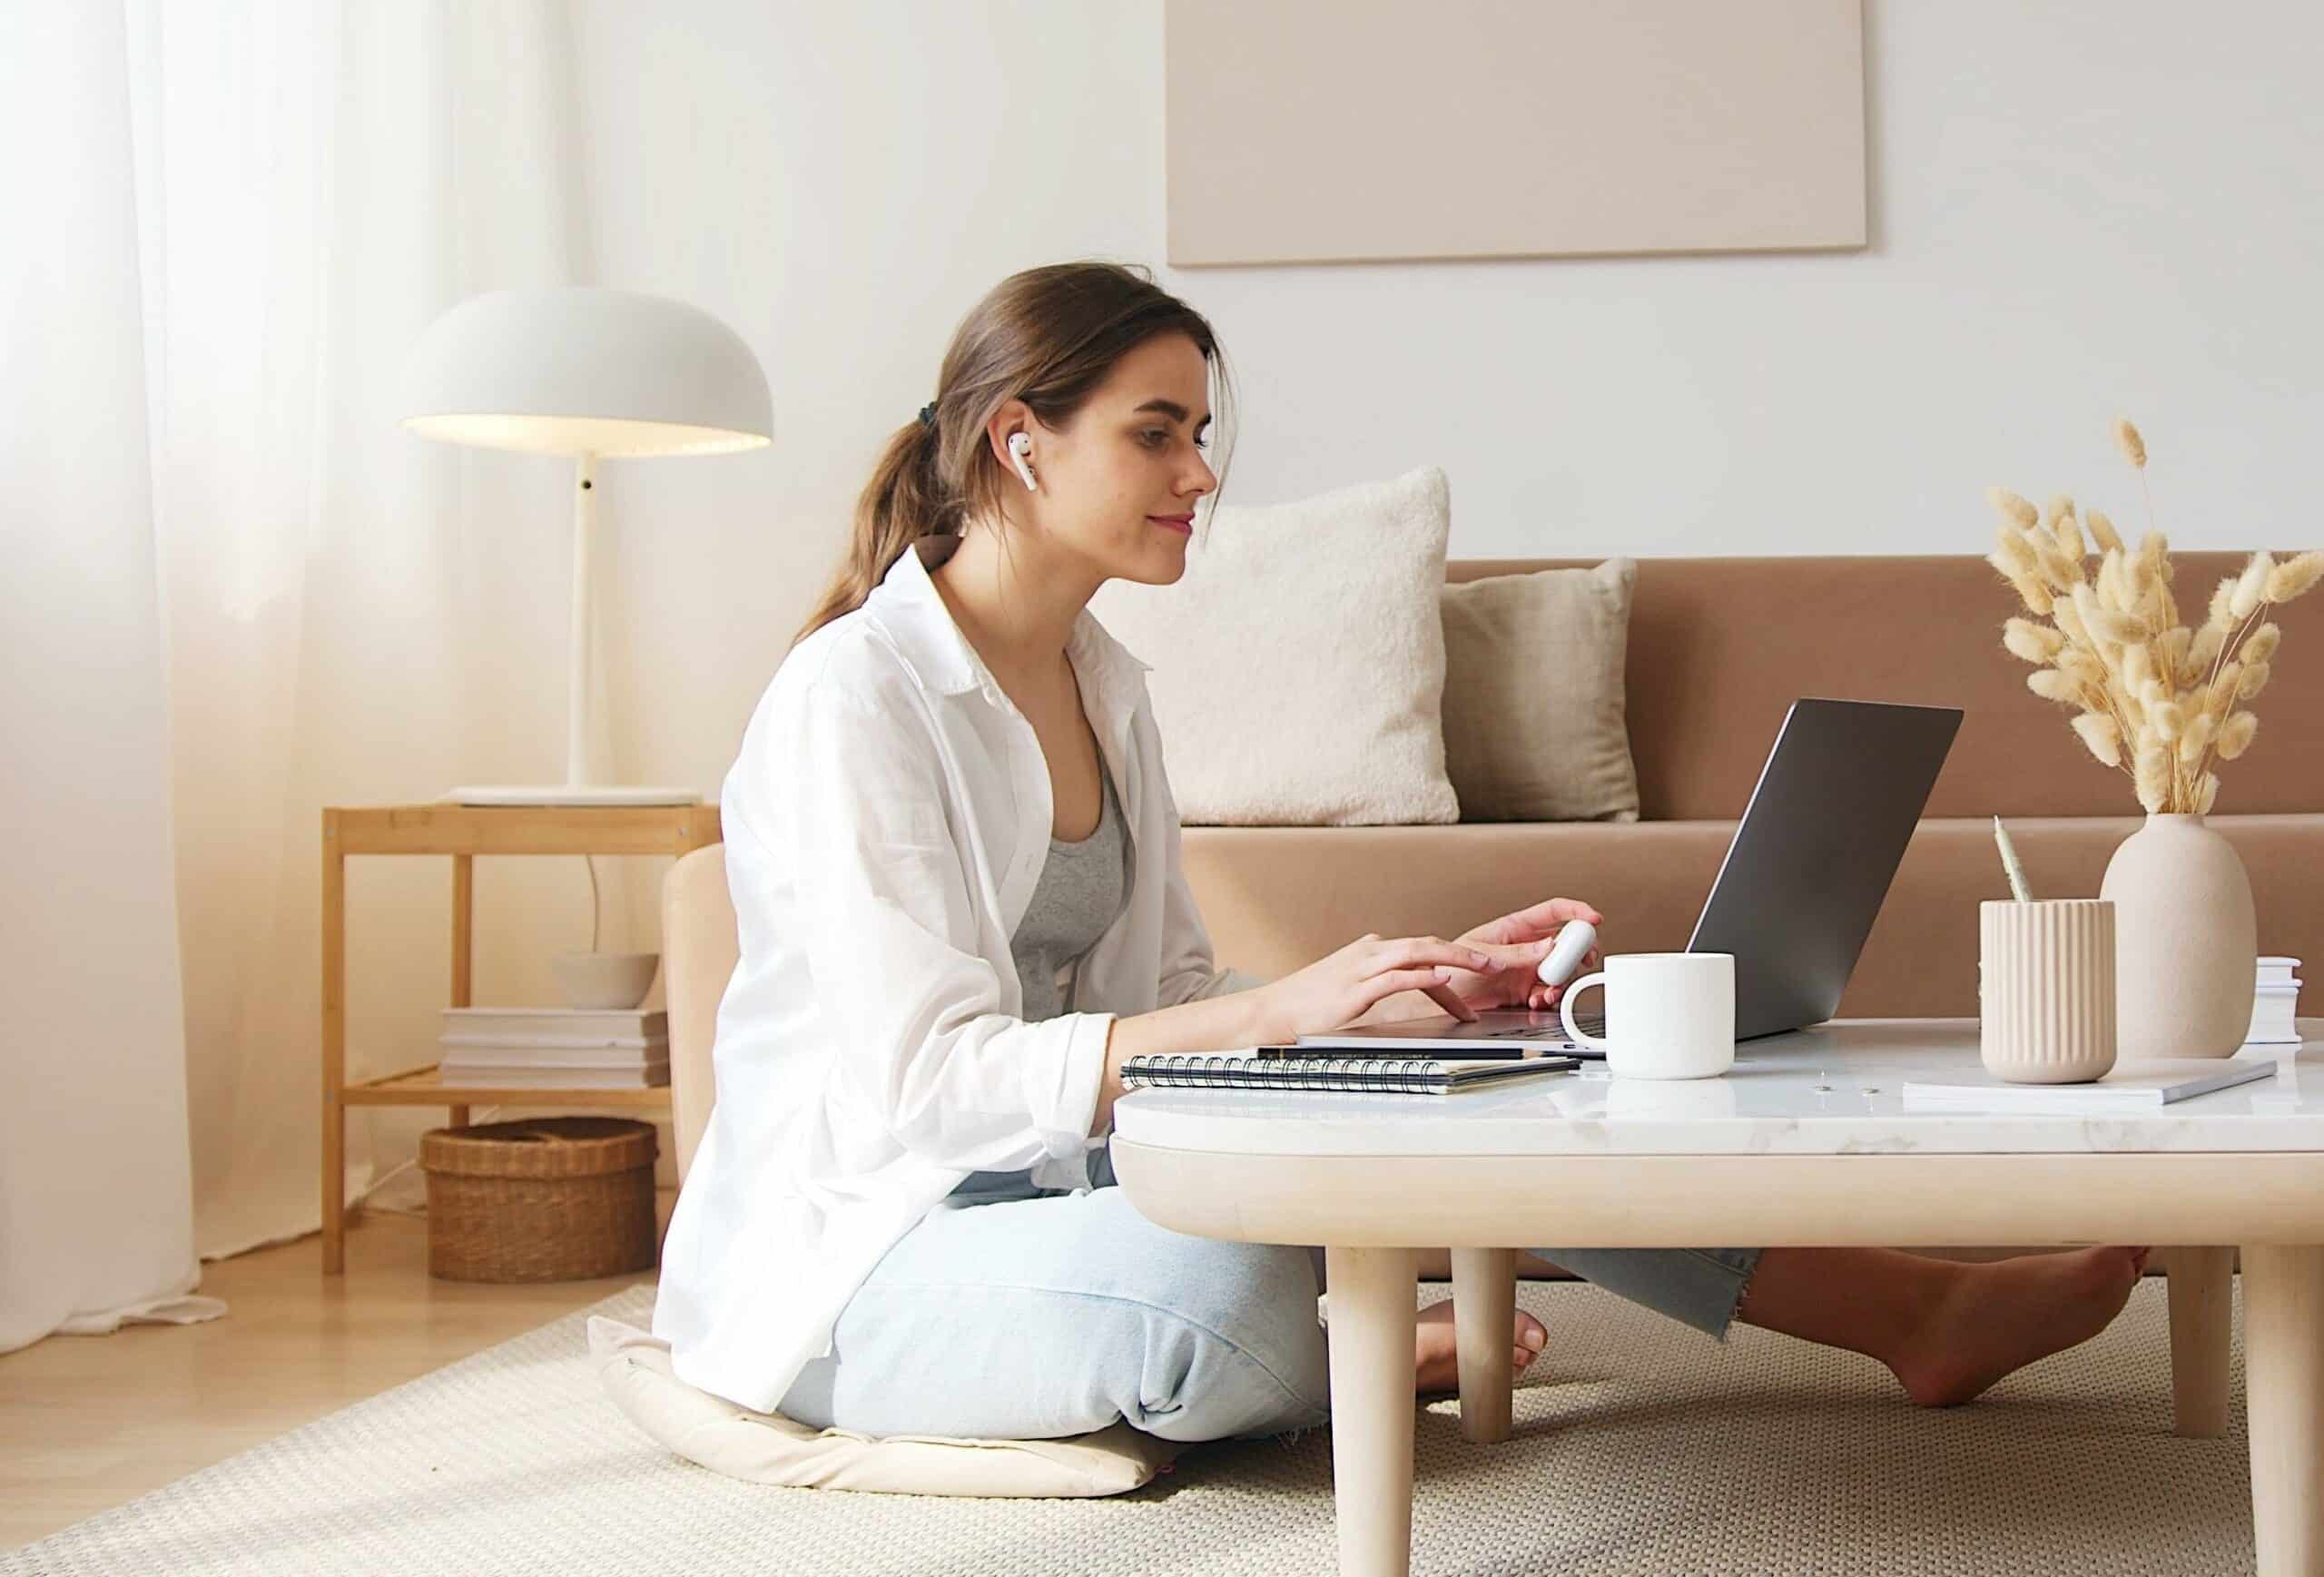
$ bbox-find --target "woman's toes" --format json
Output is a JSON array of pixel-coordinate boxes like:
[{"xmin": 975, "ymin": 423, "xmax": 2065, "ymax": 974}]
[{"xmin": 1512, "ymin": 1311, "xmax": 1546, "ymax": 1373}]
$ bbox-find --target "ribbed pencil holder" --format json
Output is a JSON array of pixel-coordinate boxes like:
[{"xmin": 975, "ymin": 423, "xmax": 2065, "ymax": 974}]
[{"xmin": 1979, "ymin": 899, "xmax": 2118, "ymax": 1083}]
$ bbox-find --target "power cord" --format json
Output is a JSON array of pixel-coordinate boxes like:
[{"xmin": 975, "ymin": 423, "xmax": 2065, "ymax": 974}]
[
  {"xmin": 585, "ymin": 853, "xmax": 601, "ymax": 951},
  {"xmin": 351, "ymin": 1106, "xmax": 507, "ymax": 1218}
]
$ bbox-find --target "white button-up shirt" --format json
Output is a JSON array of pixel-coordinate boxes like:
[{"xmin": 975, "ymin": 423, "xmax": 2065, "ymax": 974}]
[{"xmin": 654, "ymin": 534, "xmax": 1263, "ymax": 1413}]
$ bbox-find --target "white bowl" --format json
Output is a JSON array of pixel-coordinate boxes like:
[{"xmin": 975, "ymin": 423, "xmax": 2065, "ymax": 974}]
[{"xmin": 552, "ymin": 951, "xmax": 659, "ymax": 1010}]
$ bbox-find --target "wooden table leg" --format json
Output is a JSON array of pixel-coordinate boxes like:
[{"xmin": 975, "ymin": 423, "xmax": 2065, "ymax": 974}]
[
  {"xmin": 1324, "ymin": 1246, "xmax": 1418, "ymax": 1577},
  {"xmin": 448, "ymin": 853, "xmax": 474, "ymax": 1130},
  {"xmin": 1451, "ymin": 1247, "xmax": 1516, "ymax": 1443},
  {"xmin": 320, "ymin": 813, "xmax": 347, "ymax": 1276},
  {"xmin": 2244, "ymin": 1244, "xmax": 2324, "ymax": 1575},
  {"xmin": 2168, "ymin": 1247, "xmax": 2234, "ymax": 1438}
]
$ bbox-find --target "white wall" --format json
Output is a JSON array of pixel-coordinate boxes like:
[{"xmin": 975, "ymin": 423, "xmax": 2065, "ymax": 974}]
[{"xmin": 562, "ymin": 0, "xmax": 2324, "ymax": 801}]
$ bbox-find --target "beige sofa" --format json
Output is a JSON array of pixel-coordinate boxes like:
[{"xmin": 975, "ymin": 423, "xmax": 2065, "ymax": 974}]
[{"xmin": 1183, "ymin": 552, "xmax": 2324, "ymax": 1020}]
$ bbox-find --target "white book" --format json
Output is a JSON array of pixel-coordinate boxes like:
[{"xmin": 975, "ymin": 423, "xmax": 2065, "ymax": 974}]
[
  {"xmin": 440, "ymin": 1031, "xmax": 669, "ymax": 1051},
  {"xmin": 442, "ymin": 1006, "xmax": 667, "ymax": 1037},
  {"xmin": 2245, "ymin": 1007, "xmax": 2303, "ymax": 1046},
  {"xmin": 441, "ymin": 1046, "xmax": 669, "ymax": 1069},
  {"xmin": 437, "ymin": 1063, "xmax": 669, "ymax": 1089},
  {"xmin": 1902, "ymin": 1057, "xmax": 2279, "ymax": 1114}
]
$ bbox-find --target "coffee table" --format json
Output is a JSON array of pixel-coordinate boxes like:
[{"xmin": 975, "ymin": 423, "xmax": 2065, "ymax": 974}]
[{"xmin": 1111, "ymin": 1020, "xmax": 2324, "ymax": 1577}]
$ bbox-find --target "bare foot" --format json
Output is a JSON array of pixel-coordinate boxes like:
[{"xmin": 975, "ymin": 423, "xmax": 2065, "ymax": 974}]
[
  {"xmin": 1886, "ymin": 1247, "xmax": 2148, "ymax": 1407},
  {"xmin": 1414, "ymin": 1300, "xmax": 1546, "ymax": 1397}
]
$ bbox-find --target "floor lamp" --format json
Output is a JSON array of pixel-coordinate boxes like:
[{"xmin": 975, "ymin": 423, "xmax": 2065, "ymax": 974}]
[{"xmin": 400, "ymin": 287, "xmax": 772, "ymax": 806}]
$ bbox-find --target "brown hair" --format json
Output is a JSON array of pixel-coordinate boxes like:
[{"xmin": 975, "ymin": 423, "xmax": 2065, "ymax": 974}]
[{"xmin": 792, "ymin": 261, "xmax": 1234, "ymax": 647}]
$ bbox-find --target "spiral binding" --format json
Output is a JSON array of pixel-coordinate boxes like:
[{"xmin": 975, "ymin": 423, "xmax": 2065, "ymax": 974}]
[{"xmin": 1118, "ymin": 1053, "xmax": 1447, "ymax": 1093}]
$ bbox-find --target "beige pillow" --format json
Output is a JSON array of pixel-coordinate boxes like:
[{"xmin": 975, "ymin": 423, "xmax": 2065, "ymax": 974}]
[
  {"xmin": 1089, "ymin": 466, "xmax": 1459, "ymax": 826},
  {"xmin": 1440, "ymin": 560, "xmax": 1640, "ymax": 822},
  {"xmin": 588, "ymin": 1316, "xmax": 1181, "ymax": 1497}
]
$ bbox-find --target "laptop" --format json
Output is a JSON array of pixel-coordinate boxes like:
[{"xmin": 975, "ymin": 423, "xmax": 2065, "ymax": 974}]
[{"xmin": 1284, "ymin": 697, "xmax": 1963, "ymax": 1058}]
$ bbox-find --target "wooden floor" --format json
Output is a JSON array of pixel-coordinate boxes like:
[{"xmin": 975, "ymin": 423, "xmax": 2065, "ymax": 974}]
[{"xmin": 0, "ymin": 1193, "xmax": 675, "ymax": 1551}]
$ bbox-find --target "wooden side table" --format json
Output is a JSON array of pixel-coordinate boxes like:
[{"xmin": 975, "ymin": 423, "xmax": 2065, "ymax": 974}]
[{"xmin": 320, "ymin": 802, "xmax": 723, "ymax": 1273}]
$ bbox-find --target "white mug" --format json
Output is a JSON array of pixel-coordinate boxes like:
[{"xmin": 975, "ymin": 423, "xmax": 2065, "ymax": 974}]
[{"xmin": 1560, "ymin": 952, "xmax": 1737, "ymax": 1079}]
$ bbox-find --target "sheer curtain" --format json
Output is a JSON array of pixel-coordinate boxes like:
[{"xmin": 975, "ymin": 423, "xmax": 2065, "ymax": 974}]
[
  {"xmin": 4, "ymin": 0, "xmax": 623, "ymax": 1351},
  {"xmin": 2, "ymin": 0, "xmax": 212, "ymax": 1354}
]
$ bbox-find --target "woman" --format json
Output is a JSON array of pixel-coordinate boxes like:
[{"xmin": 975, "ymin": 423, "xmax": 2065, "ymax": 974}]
[{"xmin": 653, "ymin": 261, "xmax": 2147, "ymax": 1444}]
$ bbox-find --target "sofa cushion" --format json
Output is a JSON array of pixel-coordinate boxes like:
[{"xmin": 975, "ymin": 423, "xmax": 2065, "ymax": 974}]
[
  {"xmin": 1441, "ymin": 560, "xmax": 1640, "ymax": 823},
  {"xmin": 1090, "ymin": 466, "xmax": 1459, "ymax": 826}
]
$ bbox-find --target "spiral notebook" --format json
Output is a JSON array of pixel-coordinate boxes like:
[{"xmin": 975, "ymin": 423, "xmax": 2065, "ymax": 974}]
[{"xmin": 1118, "ymin": 1052, "xmax": 1579, "ymax": 1095}]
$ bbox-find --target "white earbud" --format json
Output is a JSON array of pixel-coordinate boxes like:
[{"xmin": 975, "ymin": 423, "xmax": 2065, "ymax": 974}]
[{"xmin": 1008, "ymin": 431, "xmax": 1038, "ymax": 492}]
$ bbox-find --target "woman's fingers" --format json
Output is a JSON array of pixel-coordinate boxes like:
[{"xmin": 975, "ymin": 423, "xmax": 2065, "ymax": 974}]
[
  {"xmin": 1400, "ymin": 937, "xmax": 1495, "ymax": 973},
  {"xmin": 1511, "ymin": 897, "xmax": 1604, "ymax": 933},
  {"xmin": 1420, "ymin": 978, "xmax": 1481, "ymax": 1021},
  {"xmin": 1463, "ymin": 901, "xmax": 1604, "ymax": 951},
  {"xmin": 1473, "ymin": 939, "xmax": 1551, "ymax": 971},
  {"xmin": 1358, "ymin": 935, "xmax": 1493, "ymax": 974},
  {"xmin": 1365, "ymin": 967, "xmax": 1482, "ymax": 1022}
]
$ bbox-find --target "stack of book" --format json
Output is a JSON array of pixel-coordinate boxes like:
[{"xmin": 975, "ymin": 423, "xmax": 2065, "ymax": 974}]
[
  {"xmin": 2248, "ymin": 956, "xmax": 2304, "ymax": 1046},
  {"xmin": 439, "ymin": 1006, "xmax": 670, "ymax": 1088}
]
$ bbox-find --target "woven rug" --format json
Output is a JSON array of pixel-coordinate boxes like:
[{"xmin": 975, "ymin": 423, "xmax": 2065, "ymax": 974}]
[{"xmin": 5, "ymin": 1277, "xmax": 2253, "ymax": 1576}]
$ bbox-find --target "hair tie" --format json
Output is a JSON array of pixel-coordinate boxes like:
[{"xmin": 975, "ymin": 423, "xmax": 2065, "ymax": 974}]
[{"xmin": 917, "ymin": 402, "xmax": 937, "ymax": 430}]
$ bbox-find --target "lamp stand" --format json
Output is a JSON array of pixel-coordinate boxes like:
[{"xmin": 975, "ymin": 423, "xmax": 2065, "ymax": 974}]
[{"xmin": 448, "ymin": 452, "xmax": 699, "ymax": 807}]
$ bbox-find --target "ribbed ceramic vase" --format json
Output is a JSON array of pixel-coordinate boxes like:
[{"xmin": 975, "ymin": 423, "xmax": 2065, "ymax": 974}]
[
  {"xmin": 2099, "ymin": 813, "xmax": 2258, "ymax": 1060},
  {"xmin": 1980, "ymin": 900, "xmax": 2118, "ymax": 1083}
]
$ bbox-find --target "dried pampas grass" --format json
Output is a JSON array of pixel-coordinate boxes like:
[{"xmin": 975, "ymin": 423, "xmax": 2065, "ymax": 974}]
[
  {"xmin": 1988, "ymin": 417, "xmax": 2319, "ymax": 814},
  {"xmin": 2070, "ymin": 711, "xmax": 2122, "ymax": 767},
  {"xmin": 1988, "ymin": 488, "xmax": 2040, "ymax": 529}
]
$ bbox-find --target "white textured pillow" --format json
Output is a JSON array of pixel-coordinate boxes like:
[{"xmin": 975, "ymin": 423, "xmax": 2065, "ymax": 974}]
[
  {"xmin": 1090, "ymin": 466, "xmax": 1459, "ymax": 825},
  {"xmin": 589, "ymin": 1317, "xmax": 1181, "ymax": 1497}
]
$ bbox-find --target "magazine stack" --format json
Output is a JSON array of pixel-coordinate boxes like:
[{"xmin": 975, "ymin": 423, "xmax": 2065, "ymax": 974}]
[{"xmin": 439, "ymin": 1006, "xmax": 670, "ymax": 1088}]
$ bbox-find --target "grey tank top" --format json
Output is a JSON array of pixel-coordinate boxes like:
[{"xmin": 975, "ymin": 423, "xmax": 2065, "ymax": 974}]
[
  {"xmin": 1009, "ymin": 767, "xmax": 1132, "ymax": 1024},
  {"xmin": 945, "ymin": 769, "xmax": 1132, "ymax": 1206}
]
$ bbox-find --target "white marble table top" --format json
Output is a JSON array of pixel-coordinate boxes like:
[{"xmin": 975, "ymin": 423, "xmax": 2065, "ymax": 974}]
[{"xmin": 1110, "ymin": 1019, "xmax": 2324, "ymax": 1158}]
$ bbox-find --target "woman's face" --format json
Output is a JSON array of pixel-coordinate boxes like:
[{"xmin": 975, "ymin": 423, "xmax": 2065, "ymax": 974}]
[{"xmin": 1008, "ymin": 331, "xmax": 1216, "ymax": 587}]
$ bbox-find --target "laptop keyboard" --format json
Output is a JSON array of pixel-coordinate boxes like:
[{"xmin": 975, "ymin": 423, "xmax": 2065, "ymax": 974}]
[{"xmin": 1482, "ymin": 1015, "xmax": 1601, "ymax": 1040}]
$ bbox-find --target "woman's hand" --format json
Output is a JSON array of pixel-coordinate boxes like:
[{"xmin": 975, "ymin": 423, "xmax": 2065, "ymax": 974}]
[
  {"xmin": 1246, "ymin": 933, "xmax": 1499, "ymax": 1044},
  {"xmin": 1446, "ymin": 898, "xmax": 1606, "ymax": 1013}
]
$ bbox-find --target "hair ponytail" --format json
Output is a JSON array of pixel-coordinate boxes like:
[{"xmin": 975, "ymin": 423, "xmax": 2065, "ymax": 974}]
[
  {"xmin": 792, "ymin": 417, "xmax": 958, "ymax": 647},
  {"xmin": 790, "ymin": 261, "xmax": 1231, "ymax": 649}
]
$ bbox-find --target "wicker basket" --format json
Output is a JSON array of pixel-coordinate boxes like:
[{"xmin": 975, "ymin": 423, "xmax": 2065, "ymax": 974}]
[{"xmin": 419, "ymin": 1116, "xmax": 658, "ymax": 1283}]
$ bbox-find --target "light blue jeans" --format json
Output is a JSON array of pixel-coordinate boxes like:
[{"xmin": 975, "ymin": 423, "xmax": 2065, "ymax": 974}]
[{"xmin": 777, "ymin": 1142, "xmax": 1763, "ymax": 1443}]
